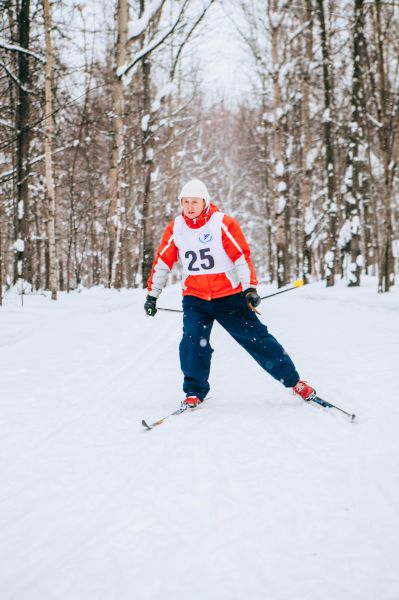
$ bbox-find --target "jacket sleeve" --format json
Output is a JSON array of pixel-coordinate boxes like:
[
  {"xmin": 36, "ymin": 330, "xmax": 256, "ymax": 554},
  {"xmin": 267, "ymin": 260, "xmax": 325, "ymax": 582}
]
[
  {"xmin": 147, "ymin": 220, "xmax": 179, "ymax": 298},
  {"xmin": 221, "ymin": 214, "xmax": 258, "ymax": 290}
]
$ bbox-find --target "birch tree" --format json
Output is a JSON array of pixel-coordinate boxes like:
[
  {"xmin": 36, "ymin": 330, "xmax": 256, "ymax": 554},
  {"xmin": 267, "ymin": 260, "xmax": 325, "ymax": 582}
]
[
  {"xmin": 316, "ymin": 0, "xmax": 337, "ymax": 287},
  {"xmin": 339, "ymin": 0, "xmax": 365, "ymax": 288},
  {"xmin": 43, "ymin": 0, "xmax": 57, "ymax": 300},
  {"xmin": 108, "ymin": 0, "xmax": 128, "ymax": 288},
  {"xmin": 269, "ymin": 0, "xmax": 290, "ymax": 287},
  {"xmin": 300, "ymin": 0, "xmax": 315, "ymax": 283},
  {"xmin": 372, "ymin": 0, "xmax": 396, "ymax": 292}
]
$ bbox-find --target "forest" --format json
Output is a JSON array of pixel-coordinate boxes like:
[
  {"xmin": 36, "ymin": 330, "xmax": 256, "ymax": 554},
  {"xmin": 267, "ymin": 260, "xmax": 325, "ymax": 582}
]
[{"xmin": 1, "ymin": 0, "xmax": 398, "ymax": 301}]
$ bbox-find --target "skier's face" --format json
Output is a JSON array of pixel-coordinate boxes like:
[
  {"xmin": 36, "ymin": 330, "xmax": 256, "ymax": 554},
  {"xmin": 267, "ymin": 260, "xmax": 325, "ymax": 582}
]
[{"xmin": 182, "ymin": 197, "xmax": 206, "ymax": 219}]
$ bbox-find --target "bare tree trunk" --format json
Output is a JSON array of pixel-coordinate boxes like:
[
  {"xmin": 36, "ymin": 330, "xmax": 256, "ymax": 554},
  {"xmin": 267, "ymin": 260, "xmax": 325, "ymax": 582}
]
[
  {"xmin": 316, "ymin": 0, "xmax": 337, "ymax": 287},
  {"xmin": 263, "ymin": 130, "xmax": 274, "ymax": 283},
  {"xmin": 301, "ymin": 0, "xmax": 314, "ymax": 283},
  {"xmin": 358, "ymin": 68, "xmax": 372, "ymax": 275},
  {"xmin": 140, "ymin": 55, "xmax": 155, "ymax": 287},
  {"xmin": 56, "ymin": 176, "xmax": 65, "ymax": 291},
  {"xmin": 15, "ymin": 0, "xmax": 32, "ymax": 286},
  {"xmin": 269, "ymin": 0, "xmax": 288, "ymax": 288},
  {"xmin": 373, "ymin": 0, "xmax": 394, "ymax": 292},
  {"xmin": 33, "ymin": 207, "xmax": 43, "ymax": 290},
  {"xmin": 108, "ymin": 0, "xmax": 128, "ymax": 287},
  {"xmin": 342, "ymin": 0, "xmax": 365, "ymax": 287},
  {"xmin": 43, "ymin": 0, "xmax": 57, "ymax": 300}
]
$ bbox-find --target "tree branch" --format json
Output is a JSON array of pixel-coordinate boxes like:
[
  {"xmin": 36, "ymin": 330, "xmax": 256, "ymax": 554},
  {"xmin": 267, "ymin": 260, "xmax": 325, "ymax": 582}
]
[
  {"xmin": 118, "ymin": 0, "xmax": 190, "ymax": 80},
  {"xmin": 0, "ymin": 37, "xmax": 45, "ymax": 62},
  {"xmin": 170, "ymin": 0, "xmax": 217, "ymax": 80}
]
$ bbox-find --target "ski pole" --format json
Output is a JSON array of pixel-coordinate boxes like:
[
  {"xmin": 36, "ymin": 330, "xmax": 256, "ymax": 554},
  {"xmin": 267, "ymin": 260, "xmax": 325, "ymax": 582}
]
[
  {"xmin": 260, "ymin": 279, "xmax": 304, "ymax": 300},
  {"xmin": 309, "ymin": 395, "xmax": 356, "ymax": 421},
  {"xmin": 157, "ymin": 279, "xmax": 305, "ymax": 313}
]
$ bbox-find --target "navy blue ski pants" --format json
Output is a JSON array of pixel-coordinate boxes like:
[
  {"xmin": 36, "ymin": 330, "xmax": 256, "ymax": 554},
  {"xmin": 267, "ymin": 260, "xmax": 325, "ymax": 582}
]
[{"xmin": 179, "ymin": 292, "xmax": 300, "ymax": 400}]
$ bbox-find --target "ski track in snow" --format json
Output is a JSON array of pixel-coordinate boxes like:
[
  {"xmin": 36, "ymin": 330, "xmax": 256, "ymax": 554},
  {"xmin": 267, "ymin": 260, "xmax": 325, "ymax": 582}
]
[{"xmin": 0, "ymin": 278, "xmax": 398, "ymax": 600}]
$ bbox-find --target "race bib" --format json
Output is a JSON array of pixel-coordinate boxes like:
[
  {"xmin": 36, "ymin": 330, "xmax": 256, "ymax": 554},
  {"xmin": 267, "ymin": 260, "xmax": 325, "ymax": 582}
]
[{"xmin": 173, "ymin": 212, "xmax": 235, "ymax": 275}]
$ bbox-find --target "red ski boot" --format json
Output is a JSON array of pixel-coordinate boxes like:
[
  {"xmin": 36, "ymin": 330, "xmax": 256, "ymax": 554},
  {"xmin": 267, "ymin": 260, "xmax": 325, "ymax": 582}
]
[
  {"xmin": 292, "ymin": 380, "xmax": 316, "ymax": 401},
  {"xmin": 183, "ymin": 396, "xmax": 202, "ymax": 408}
]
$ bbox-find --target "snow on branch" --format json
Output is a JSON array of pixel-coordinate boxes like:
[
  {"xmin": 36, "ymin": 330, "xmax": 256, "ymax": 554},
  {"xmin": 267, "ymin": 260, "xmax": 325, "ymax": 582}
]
[
  {"xmin": 119, "ymin": 0, "xmax": 190, "ymax": 80},
  {"xmin": 170, "ymin": 0, "xmax": 216, "ymax": 80},
  {"xmin": 127, "ymin": 0, "xmax": 165, "ymax": 41},
  {"xmin": 0, "ymin": 37, "xmax": 45, "ymax": 63},
  {"xmin": 366, "ymin": 113, "xmax": 383, "ymax": 129},
  {"xmin": 0, "ymin": 60, "xmax": 31, "ymax": 93},
  {"xmin": 0, "ymin": 144, "xmax": 77, "ymax": 185},
  {"xmin": 289, "ymin": 20, "xmax": 312, "ymax": 43}
]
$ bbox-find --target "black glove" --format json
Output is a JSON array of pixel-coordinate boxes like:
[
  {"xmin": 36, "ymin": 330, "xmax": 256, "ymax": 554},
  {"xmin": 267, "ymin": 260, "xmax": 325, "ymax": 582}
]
[
  {"xmin": 244, "ymin": 287, "xmax": 261, "ymax": 309},
  {"xmin": 144, "ymin": 295, "xmax": 157, "ymax": 317}
]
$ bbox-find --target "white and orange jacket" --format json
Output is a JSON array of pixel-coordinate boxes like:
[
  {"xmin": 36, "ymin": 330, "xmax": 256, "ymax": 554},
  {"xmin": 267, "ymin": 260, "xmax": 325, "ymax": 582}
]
[{"xmin": 147, "ymin": 203, "xmax": 258, "ymax": 301}]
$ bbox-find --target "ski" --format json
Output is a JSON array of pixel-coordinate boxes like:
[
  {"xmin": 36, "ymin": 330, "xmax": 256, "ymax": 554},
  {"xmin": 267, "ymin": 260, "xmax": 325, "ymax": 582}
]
[
  {"xmin": 142, "ymin": 397, "xmax": 210, "ymax": 430},
  {"xmin": 142, "ymin": 395, "xmax": 356, "ymax": 429},
  {"xmin": 142, "ymin": 405, "xmax": 188, "ymax": 430},
  {"xmin": 308, "ymin": 394, "xmax": 356, "ymax": 421}
]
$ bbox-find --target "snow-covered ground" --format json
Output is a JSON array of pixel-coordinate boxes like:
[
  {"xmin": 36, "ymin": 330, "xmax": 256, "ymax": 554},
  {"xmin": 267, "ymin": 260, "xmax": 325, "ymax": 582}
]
[{"xmin": 1, "ymin": 277, "xmax": 398, "ymax": 600}]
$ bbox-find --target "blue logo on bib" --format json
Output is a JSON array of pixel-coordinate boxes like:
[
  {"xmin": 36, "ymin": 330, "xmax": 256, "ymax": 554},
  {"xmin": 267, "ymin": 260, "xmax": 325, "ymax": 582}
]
[{"xmin": 199, "ymin": 232, "xmax": 213, "ymax": 244}]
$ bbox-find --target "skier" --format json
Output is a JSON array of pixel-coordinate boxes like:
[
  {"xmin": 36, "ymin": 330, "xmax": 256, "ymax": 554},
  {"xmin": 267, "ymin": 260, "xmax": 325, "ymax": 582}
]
[{"xmin": 144, "ymin": 178, "xmax": 316, "ymax": 408}]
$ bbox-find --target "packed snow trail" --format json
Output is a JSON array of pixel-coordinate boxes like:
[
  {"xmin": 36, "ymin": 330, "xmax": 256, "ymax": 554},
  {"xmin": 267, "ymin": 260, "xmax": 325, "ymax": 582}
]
[{"xmin": 1, "ymin": 278, "xmax": 398, "ymax": 600}]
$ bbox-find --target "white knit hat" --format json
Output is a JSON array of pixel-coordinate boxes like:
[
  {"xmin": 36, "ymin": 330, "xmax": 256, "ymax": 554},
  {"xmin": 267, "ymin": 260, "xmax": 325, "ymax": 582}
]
[{"xmin": 178, "ymin": 179, "xmax": 211, "ymax": 208}]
